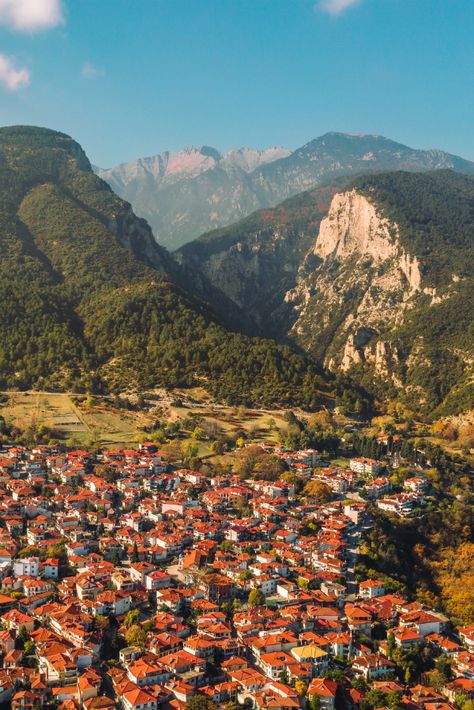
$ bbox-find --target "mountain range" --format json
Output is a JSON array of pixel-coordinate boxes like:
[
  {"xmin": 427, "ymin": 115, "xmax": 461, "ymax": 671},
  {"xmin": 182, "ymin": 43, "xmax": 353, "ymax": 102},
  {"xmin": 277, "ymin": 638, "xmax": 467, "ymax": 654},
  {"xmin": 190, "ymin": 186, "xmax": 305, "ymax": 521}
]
[
  {"xmin": 1, "ymin": 125, "xmax": 473, "ymax": 417},
  {"xmin": 97, "ymin": 132, "xmax": 474, "ymax": 250}
]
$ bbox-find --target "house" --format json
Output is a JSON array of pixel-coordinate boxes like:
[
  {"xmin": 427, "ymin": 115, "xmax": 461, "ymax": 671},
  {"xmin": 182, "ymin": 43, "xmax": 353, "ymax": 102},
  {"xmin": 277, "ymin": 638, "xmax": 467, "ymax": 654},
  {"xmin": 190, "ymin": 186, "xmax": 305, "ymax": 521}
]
[
  {"xmin": 144, "ymin": 570, "xmax": 172, "ymax": 591},
  {"xmin": 400, "ymin": 610, "xmax": 448, "ymax": 637},
  {"xmin": 42, "ymin": 558, "xmax": 60, "ymax": 579},
  {"xmin": 121, "ymin": 685, "xmax": 157, "ymax": 710},
  {"xmin": 443, "ymin": 678, "xmax": 474, "ymax": 704},
  {"xmin": 349, "ymin": 458, "xmax": 382, "ymax": 476},
  {"xmin": 291, "ymin": 645, "xmax": 329, "ymax": 674},
  {"xmin": 201, "ymin": 573, "xmax": 234, "ymax": 603},
  {"xmin": 127, "ymin": 655, "xmax": 170, "ymax": 686},
  {"xmin": 345, "ymin": 604, "xmax": 373, "ymax": 636},
  {"xmin": 359, "ymin": 580, "xmax": 385, "ymax": 599},
  {"xmin": 307, "ymin": 679, "xmax": 338, "ymax": 710},
  {"xmin": 393, "ymin": 627, "xmax": 424, "ymax": 648},
  {"xmin": 352, "ymin": 654, "xmax": 396, "ymax": 679},
  {"xmin": 257, "ymin": 651, "xmax": 294, "ymax": 680},
  {"xmin": 13, "ymin": 558, "xmax": 40, "ymax": 578}
]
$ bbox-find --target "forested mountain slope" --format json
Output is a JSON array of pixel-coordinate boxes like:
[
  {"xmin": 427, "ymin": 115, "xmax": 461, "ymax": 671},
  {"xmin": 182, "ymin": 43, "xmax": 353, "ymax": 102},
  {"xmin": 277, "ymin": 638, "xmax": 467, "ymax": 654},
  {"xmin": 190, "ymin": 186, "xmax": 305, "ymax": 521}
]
[
  {"xmin": 0, "ymin": 125, "xmax": 330, "ymax": 408},
  {"xmin": 180, "ymin": 170, "xmax": 474, "ymax": 415}
]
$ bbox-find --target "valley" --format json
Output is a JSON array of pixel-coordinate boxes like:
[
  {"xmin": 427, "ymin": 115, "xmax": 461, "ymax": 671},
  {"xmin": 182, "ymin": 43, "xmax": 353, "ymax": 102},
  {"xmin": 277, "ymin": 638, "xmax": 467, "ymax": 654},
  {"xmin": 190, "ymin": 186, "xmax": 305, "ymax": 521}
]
[
  {"xmin": 0, "ymin": 124, "xmax": 472, "ymax": 710},
  {"xmin": 0, "ymin": 2, "xmax": 473, "ymax": 708}
]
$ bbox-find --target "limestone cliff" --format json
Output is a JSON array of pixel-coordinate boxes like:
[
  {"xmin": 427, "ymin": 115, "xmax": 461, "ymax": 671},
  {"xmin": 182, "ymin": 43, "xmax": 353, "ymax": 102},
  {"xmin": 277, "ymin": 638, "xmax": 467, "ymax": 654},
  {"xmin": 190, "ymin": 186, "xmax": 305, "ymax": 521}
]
[
  {"xmin": 285, "ymin": 186, "xmax": 462, "ymax": 401},
  {"xmin": 287, "ymin": 190, "xmax": 415, "ymax": 360}
]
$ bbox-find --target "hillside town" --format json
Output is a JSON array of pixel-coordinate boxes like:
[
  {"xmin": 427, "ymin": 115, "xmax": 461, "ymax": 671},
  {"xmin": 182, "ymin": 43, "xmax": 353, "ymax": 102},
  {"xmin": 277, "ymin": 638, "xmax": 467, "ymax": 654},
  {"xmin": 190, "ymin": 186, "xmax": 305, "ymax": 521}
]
[{"xmin": 0, "ymin": 439, "xmax": 470, "ymax": 710}]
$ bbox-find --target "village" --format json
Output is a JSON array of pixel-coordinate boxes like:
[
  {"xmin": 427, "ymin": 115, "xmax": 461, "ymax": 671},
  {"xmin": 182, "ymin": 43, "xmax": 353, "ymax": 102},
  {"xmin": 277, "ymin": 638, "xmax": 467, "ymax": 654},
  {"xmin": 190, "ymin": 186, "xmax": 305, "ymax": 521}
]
[{"xmin": 0, "ymin": 437, "xmax": 471, "ymax": 710}]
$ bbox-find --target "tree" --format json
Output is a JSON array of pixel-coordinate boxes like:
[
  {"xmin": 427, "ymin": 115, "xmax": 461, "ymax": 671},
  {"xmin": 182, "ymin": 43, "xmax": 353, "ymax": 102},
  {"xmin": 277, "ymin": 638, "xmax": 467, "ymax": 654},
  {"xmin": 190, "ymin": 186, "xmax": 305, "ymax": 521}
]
[
  {"xmin": 435, "ymin": 654, "xmax": 452, "ymax": 681},
  {"xmin": 16, "ymin": 625, "xmax": 29, "ymax": 649},
  {"xmin": 131, "ymin": 541, "xmax": 139, "ymax": 563},
  {"xmin": 386, "ymin": 691, "xmax": 402, "ymax": 710},
  {"xmin": 352, "ymin": 677, "xmax": 367, "ymax": 692},
  {"xmin": 309, "ymin": 695, "xmax": 321, "ymax": 710},
  {"xmin": 182, "ymin": 440, "xmax": 199, "ymax": 463},
  {"xmin": 185, "ymin": 696, "xmax": 217, "ymax": 710},
  {"xmin": 124, "ymin": 609, "xmax": 139, "ymax": 628},
  {"xmin": 235, "ymin": 445, "xmax": 287, "ymax": 481},
  {"xmin": 46, "ymin": 542, "xmax": 67, "ymax": 562},
  {"xmin": 279, "ymin": 669, "xmax": 289, "ymax": 685},
  {"xmin": 23, "ymin": 640, "xmax": 35, "ymax": 656},
  {"xmin": 387, "ymin": 631, "xmax": 395, "ymax": 659},
  {"xmin": 18, "ymin": 546, "xmax": 41, "ymax": 559},
  {"xmin": 295, "ymin": 680, "xmax": 308, "ymax": 696},
  {"xmin": 303, "ymin": 480, "xmax": 333, "ymax": 504},
  {"xmin": 248, "ymin": 588, "xmax": 265, "ymax": 607},
  {"xmin": 362, "ymin": 689, "xmax": 388, "ymax": 710},
  {"xmin": 124, "ymin": 624, "xmax": 147, "ymax": 649},
  {"xmin": 94, "ymin": 615, "xmax": 109, "ymax": 631}
]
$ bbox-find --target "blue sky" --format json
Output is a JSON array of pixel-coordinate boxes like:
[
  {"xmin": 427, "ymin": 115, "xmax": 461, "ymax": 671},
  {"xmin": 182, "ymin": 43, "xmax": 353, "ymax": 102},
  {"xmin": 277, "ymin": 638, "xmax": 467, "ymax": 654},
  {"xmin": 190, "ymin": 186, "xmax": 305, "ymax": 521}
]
[{"xmin": 0, "ymin": 0, "xmax": 473, "ymax": 167}]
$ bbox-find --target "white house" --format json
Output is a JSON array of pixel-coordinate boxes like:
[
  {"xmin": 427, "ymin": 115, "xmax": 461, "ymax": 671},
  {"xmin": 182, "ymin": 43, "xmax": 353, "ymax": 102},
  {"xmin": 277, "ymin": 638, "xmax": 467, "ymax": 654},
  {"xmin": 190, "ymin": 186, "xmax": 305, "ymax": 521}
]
[{"xmin": 13, "ymin": 557, "xmax": 40, "ymax": 578}]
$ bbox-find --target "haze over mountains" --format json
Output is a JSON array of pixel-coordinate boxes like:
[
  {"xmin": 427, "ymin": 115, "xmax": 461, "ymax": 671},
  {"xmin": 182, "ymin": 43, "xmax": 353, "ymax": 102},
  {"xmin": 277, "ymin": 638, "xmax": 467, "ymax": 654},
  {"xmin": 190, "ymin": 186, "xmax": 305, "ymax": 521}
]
[{"xmin": 97, "ymin": 132, "xmax": 474, "ymax": 250}]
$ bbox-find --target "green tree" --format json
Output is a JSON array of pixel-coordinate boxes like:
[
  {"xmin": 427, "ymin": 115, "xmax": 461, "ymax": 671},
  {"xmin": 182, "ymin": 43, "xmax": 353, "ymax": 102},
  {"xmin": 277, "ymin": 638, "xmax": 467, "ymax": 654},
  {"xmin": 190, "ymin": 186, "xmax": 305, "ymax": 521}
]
[
  {"xmin": 387, "ymin": 631, "xmax": 395, "ymax": 659},
  {"xmin": 248, "ymin": 588, "xmax": 265, "ymax": 607},
  {"xmin": 124, "ymin": 624, "xmax": 147, "ymax": 649},
  {"xmin": 16, "ymin": 625, "xmax": 29, "ymax": 650},
  {"xmin": 124, "ymin": 609, "xmax": 139, "ymax": 628}
]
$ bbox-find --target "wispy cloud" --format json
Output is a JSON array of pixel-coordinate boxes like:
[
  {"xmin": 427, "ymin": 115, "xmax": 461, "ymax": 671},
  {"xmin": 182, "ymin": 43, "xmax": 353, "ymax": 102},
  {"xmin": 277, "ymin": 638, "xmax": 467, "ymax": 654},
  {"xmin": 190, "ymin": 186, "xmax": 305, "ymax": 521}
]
[
  {"xmin": 81, "ymin": 62, "xmax": 105, "ymax": 80},
  {"xmin": 0, "ymin": 0, "xmax": 63, "ymax": 33},
  {"xmin": 317, "ymin": 0, "xmax": 362, "ymax": 16},
  {"xmin": 0, "ymin": 54, "xmax": 30, "ymax": 91}
]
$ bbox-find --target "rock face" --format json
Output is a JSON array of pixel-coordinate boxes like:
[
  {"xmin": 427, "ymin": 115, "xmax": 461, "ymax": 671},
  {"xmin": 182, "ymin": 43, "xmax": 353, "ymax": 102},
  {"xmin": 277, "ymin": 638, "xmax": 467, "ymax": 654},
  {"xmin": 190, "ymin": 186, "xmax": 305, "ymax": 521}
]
[
  {"xmin": 98, "ymin": 132, "xmax": 474, "ymax": 250},
  {"xmin": 107, "ymin": 204, "xmax": 176, "ymax": 275},
  {"xmin": 284, "ymin": 178, "xmax": 474, "ymax": 412},
  {"xmin": 181, "ymin": 169, "xmax": 474, "ymax": 414},
  {"xmin": 286, "ymin": 189, "xmax": 423, "ymax": 372},
  {"xmin": 313, "ymin": 190, "xmax": 421, "ymax": 294}
]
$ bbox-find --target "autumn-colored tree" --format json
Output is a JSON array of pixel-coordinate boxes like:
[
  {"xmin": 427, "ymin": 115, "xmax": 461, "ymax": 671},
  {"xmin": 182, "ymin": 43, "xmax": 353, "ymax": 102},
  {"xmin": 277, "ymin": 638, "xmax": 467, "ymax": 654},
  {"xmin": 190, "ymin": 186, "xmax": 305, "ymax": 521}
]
[
  {"xmin": 159, "ymin": 439, "xmax": 182, "ymax": 463},
  {"xmin": 303, "ymin": 480, "xmax": 332, "ymax": 503},
  {"xmin": 433, "ymin": 542, "xmax": 474, "ymax": 622},
  {"xmin": 124, "ymin": 609, "xmax": 139, "ymax": 628},
  {"xmin": 309, "ymin": 410, "xmax": 334, "ymax": 431},
  {"xmin": 235, "ymin": 444, "xmax": 287, "ymax": 481},
  {"xmin": 295, "ymin": 680, "xmax": 308, "ymax": 696}
]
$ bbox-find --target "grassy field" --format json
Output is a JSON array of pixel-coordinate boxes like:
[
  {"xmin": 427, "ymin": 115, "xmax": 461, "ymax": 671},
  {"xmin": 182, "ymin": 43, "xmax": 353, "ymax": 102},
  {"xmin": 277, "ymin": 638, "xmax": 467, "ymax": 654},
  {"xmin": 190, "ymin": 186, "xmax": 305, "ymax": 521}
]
[
  {"xmin": 0, "ymin": 392, "xmax": 154, "ymax": 447},
  {"xmin": 0, "ymin": 387, "xmax": 295, "ymax": 451}
]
